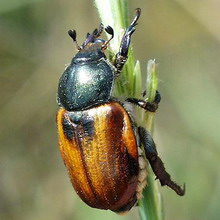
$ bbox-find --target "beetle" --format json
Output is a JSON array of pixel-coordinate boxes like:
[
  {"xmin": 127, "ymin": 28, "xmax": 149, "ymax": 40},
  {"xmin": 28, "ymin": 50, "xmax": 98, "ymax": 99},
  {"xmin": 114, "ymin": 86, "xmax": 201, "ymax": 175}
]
[{"xmin": 56, "ymin": 8, "xmax": 185, "ymax": 213}]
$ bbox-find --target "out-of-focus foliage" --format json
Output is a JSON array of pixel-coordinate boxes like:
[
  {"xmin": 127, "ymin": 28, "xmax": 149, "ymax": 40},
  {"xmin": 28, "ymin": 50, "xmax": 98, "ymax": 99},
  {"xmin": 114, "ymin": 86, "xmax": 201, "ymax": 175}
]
[{"xmin": 0, "ymin": 0, "xmax": 220, "ymax": 220}]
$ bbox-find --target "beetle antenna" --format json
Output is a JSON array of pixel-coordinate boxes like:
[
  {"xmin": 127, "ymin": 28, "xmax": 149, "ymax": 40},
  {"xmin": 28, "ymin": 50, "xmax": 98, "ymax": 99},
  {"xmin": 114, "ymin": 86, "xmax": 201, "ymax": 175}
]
[
  {"xmin": 86, "ymin": 32, "xmax": 90, "ymax": 38},
  {"xmin": 68, "ymin": 30, "xmax": 81, "ymax": 51},
  {"xmin": 82, "ymin": 27, "xmax": 99, "ymax": 48},
  {"xmin": 95, "ymin": 23, "xmax": 104, "ymax": 38},
  {"xmin": 102, "ymin": 26, "xmax": 114, "ymax": 49},
  {"xmin": 93, "ymin": 28, "xmax": 99, "ymax": 37}
]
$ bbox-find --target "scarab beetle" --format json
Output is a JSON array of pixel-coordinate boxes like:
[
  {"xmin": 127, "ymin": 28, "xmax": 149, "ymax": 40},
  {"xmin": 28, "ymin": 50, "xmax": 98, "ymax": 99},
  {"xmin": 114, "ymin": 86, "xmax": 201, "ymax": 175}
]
[{"xmin": 56, "ymin": 8, "xmax": 185, "ymax": 213}]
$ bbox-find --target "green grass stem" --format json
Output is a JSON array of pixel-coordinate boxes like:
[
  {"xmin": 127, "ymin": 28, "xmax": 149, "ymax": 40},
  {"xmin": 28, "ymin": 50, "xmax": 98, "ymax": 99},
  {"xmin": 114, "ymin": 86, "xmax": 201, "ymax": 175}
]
[{"xmin": 94, "ymin": 1, "xmax": 163, "ymax": 219}]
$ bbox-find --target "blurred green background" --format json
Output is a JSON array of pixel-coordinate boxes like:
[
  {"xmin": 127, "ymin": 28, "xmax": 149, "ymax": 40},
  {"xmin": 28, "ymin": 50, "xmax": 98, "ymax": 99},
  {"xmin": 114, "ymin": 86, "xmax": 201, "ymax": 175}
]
[{"xmin": 1, "ymin": 0, "xmax": 220, "ymax": 219}]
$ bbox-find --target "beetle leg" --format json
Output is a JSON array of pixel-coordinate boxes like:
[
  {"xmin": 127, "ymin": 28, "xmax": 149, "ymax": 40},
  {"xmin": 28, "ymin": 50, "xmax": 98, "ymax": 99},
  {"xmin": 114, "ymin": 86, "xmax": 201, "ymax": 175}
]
[
  {"xmin": 114, "ymin": 8, "xmax": 141, "ymax": 75},
  {"xmin": 126, "ymin": 90, "xmax": 161, "ymax": 112},
  {"xmin": 138, "ymin": 127, "xmax": 185, "ymax": 196}
]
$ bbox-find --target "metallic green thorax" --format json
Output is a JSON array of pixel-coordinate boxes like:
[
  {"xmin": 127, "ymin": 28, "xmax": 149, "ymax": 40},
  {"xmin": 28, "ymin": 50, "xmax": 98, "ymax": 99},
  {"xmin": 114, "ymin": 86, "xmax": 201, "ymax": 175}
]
[{"xmin": 58, "ymin": 46, "xmax": 115, "ymax": 111}]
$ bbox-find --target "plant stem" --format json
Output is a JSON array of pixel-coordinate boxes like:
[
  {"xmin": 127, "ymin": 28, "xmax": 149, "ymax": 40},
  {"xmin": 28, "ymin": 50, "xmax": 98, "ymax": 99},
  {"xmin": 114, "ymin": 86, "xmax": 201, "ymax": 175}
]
[
  {"xmin": 138, "ymin": 60, "xmax": 163, "ymax": 220},
  {"xmin": 94, "ymin": 1, "xmax": 163, "ymax": 220}
]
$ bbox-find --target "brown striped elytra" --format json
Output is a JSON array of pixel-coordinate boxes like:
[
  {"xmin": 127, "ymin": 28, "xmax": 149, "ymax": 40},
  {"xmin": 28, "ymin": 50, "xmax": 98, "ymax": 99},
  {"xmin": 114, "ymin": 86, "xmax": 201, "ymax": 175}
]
[{"xmin": 57, "ymin": 102, "xmax": 139, "ymax": 212}]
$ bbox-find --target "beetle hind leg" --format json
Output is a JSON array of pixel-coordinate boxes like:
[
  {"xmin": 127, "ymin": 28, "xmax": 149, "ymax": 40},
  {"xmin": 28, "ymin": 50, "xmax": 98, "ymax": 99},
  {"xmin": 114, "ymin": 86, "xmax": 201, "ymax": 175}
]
[{"xmin": 138, "ymin": 126, "xmax": 185, "ymax": 196}]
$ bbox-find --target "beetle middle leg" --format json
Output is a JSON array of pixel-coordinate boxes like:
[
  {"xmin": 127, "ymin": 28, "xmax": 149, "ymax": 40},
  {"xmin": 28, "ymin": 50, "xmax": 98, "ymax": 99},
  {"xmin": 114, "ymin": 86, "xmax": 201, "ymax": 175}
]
[
  {"xmin": 114, "ymin": 8, "xmax": 141, "ymax": 75},
  {"xmin": 126, "ymin": 90, "xmax": 161, "ymax": 112},
  {"xmin": 138, "ymin": 126, "xmax": 185, "ymax": 196}
]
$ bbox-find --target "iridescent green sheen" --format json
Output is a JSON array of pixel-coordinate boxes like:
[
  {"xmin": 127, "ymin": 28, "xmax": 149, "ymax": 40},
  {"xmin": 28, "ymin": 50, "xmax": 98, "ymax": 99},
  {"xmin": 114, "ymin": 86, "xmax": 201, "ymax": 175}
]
[{"xmin": 58, "ymin": 54, "xmax": 115, "ymax": 111}]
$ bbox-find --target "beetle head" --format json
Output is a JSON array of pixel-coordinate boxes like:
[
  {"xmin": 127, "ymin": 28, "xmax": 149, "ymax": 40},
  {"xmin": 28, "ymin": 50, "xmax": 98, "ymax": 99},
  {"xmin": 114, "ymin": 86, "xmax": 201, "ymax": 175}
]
[{"xmin": 68, "ymin": 24, "xmax": 114, "ymax": 63}]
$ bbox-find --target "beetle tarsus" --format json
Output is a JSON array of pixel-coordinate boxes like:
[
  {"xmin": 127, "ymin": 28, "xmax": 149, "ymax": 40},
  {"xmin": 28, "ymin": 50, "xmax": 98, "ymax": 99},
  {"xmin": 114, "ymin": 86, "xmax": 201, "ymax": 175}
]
[
  {"xmin": 138, "ymin": 127, "xmax": 185, "ymax": 196},
  {"xmin": 126, "ymin": 90, "xmax": 161, "ymax": 112},
  {"xmin": 114, "ymin": 8, "xmax": 141, "ymax": 74},
  {"xmin": 165, "ymin": 181, "xmax": 185, "ymax": 196},
  {"xmin": 142, "ymin": 90, "xmax": 147, "ymax": 97}
]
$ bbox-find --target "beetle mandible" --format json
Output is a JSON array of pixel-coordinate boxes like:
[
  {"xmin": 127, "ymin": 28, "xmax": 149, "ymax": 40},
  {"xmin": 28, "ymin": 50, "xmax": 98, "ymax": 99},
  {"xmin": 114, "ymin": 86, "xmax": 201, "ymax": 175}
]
[{"xmin": 56, "ymin": 8, "xmax": 185, "ymax": 213}]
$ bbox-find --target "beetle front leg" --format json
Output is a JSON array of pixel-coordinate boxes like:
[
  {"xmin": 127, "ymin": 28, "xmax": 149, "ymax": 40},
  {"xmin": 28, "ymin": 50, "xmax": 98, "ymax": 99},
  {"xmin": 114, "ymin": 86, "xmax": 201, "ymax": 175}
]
[
  {"xmin": 138, "ymin": 126, "xmax": 185, "ymax": 196},
  {"xmin": 114, "ymin": 8, "xmax": 141, "ymax": 75},
  {"xmin": 126, "ymin": 90, "xmax": 161, "ymax": 112}
]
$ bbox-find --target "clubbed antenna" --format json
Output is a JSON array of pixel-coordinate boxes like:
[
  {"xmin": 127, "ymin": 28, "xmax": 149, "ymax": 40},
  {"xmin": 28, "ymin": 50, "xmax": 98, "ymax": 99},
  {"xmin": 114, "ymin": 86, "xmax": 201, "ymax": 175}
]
[
  {"xmin": 102, "ymin": 26, "xmax": 114, "ymax": 49},
  {"xmin": 105, "ymin": 25, "xmax": 114, "ymax": 36},
  {"xmin": 68, "ymin": 30, "xmax": 81, "ymax": 50}
]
